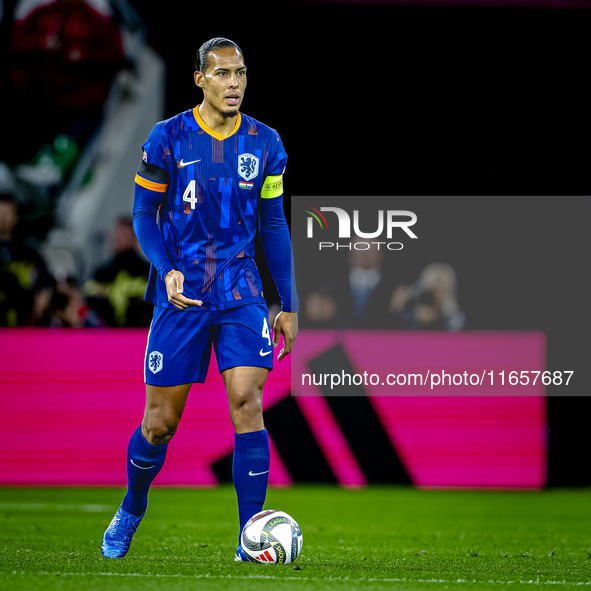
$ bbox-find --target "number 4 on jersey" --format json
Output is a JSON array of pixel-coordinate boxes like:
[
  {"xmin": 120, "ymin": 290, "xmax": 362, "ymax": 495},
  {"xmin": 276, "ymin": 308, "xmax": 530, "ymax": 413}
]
[{"xmin": 183, "ymin": 180, "xmax": 197, "ymax": 210}]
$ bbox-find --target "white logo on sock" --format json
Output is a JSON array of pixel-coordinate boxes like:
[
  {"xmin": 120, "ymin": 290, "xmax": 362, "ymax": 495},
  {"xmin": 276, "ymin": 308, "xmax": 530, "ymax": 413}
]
[
  {"xmin": 248, "ymin": 470, "xmax": 270, "ymax": 477},
  {"xmin": 130, "ymin": 459, "xmax": 156, "ymax": 470}
]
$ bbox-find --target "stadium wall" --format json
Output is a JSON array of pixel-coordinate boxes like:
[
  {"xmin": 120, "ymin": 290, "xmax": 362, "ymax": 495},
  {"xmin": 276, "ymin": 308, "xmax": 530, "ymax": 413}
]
[{"xmin": 0, "ymin": 329, "xmax": 547, "ymax": 489}]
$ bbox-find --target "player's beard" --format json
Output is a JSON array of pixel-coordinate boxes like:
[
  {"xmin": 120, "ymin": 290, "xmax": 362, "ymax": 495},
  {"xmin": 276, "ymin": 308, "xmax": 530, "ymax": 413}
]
[{"xmin": 222, "ymin": 109, "xmax": 238, "ymax": 118}]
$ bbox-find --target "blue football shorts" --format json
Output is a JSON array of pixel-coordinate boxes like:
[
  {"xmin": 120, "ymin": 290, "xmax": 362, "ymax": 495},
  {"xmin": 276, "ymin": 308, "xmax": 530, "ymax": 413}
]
[{"xmin": 144, "ymin": 303, "xmax": 274, "ymax": 386}]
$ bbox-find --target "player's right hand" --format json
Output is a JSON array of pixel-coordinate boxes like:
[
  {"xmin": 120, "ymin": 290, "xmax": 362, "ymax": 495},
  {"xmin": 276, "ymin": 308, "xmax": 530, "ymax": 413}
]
[{"xmin": 165, "ymin": 270, "xmax": 203, "ymax": 310}]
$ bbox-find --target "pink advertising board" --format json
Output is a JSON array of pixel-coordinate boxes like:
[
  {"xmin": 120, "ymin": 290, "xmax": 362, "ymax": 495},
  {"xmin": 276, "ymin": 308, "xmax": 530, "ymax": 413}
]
[{"xmin": 0, "ymin": 329, "xmax": 546, "ymax": 489}]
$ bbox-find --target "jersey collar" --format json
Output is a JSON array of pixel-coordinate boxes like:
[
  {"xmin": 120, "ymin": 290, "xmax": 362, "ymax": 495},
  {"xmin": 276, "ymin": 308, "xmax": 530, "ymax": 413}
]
[{"xmin": 193, "ymin": 104, "xmax": 242, "ymax": 141}]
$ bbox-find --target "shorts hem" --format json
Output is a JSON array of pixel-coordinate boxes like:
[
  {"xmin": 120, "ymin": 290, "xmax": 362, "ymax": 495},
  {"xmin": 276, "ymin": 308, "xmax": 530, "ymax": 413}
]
[
  {"xmin": 218, "ymin": 363, "xmax": 273, "ymax": 374},
  {"xmin": 145, "ymin": 378, "xmax": 205, "ymax": 386}
]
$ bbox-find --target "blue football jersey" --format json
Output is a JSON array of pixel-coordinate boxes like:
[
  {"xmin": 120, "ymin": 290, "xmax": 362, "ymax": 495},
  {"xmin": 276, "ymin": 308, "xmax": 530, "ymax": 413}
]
[{"xmin": 135, "ymin": 106, "xmax": 287, "ymax": 311}]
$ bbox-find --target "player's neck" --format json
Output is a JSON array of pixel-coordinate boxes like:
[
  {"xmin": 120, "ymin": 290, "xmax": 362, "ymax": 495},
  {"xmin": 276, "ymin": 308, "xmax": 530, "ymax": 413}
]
[{"xmin": 198, "ymin": 103, "xmax": 238, "ymax": 138}]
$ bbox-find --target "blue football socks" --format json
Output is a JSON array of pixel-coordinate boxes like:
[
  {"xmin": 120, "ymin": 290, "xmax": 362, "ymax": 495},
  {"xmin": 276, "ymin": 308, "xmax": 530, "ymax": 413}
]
[
  {"xmin": 122, "ymin": 425, "xmax": 168, "ymax": 517},
  {"xmin": 233, "ymin": 429, "xmax": 270, "ymax": 540}
]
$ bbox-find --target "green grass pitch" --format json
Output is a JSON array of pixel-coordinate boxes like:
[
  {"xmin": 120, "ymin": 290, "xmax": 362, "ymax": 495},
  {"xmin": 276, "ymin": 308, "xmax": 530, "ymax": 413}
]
[{"xmin": 1, "ymin": 485, "xmax": 590, "ymax": 590}]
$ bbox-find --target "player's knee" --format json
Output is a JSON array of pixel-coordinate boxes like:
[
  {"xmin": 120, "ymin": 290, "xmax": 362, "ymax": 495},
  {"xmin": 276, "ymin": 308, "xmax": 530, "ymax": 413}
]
[
  {"xmin": 142, "ymin": 413, "xmax": 179, "ymax": 446},
  {"xmin": 230, "ymin": 388, "xmax": 263, "ymax": 424},
  {"xmin": 231, "ymin": 388, "xmax": 262, "ymax": 412}
]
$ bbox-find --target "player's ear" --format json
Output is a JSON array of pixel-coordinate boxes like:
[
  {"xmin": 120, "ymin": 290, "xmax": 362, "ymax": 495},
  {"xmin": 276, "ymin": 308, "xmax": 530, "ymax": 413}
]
[{"xmin": 194, "ymin": 71, "xmax": 204, "ymax": 88}]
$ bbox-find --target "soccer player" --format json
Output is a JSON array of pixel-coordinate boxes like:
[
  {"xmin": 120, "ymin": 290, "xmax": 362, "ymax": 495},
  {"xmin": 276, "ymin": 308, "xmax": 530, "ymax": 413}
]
[{"xmin": 101, "ymin": 38, "xmax": 298, "ymax": 561}]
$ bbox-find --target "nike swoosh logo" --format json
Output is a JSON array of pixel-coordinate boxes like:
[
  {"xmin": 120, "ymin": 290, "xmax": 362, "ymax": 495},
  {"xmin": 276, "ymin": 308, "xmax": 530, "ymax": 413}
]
[
  {"xmin": 130, "ymin": 459, "xmax": 155, "ymax": 470},
  {"xmin": 248, "ymin": 470, "xmax": 270, "ymax": 477},
  {"xmin": 259, "ymin": 349, "xmax": 272, "ymax": 356},
  {"xmin": 179, "ymin": 159, "xmax": 201, "ymax": 167}
]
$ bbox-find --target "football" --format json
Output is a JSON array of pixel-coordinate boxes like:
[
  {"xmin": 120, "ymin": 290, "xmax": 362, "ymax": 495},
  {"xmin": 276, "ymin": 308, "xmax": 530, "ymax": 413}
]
[{"xmin": 240, "ymin": 509, "xmax": 303, "ymax": 564}]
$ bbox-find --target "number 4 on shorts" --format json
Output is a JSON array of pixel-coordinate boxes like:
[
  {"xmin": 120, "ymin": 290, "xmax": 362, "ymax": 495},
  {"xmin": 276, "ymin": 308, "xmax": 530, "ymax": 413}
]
[{"xmin": 262, "ymin": 317, "xmax": 271, "ymax": 346}]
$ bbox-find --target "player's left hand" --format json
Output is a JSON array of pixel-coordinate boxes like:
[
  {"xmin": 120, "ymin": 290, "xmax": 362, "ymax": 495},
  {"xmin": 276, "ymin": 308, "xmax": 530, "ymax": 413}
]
[{"xmin": 273, "ymin": 311, "xmax": 298, "ymax": 362}]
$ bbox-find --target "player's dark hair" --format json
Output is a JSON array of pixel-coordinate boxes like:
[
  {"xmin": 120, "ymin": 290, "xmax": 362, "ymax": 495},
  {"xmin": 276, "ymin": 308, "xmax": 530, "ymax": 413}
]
[{"xmin": 195, "ymin": 38, "xmax": 243, "ymax": 73}]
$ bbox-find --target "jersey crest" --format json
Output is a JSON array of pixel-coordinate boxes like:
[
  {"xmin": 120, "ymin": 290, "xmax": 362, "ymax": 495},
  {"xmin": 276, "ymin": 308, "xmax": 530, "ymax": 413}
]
[{"xmin": 238, "ymin": 153, "xmax": 259, "ymax": 180}]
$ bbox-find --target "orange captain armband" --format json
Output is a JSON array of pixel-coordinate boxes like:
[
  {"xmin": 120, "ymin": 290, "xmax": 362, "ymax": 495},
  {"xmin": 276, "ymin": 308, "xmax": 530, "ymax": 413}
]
[{"xmin": 135, "ymin": 173, "xmax": 168, "ymax": 193}]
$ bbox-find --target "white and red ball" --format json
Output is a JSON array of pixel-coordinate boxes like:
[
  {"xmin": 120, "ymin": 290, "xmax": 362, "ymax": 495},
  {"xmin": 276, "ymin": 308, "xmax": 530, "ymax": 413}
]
[{"xmin": 240, "ymin": 509, "xmax": 303, "ymax": 564}]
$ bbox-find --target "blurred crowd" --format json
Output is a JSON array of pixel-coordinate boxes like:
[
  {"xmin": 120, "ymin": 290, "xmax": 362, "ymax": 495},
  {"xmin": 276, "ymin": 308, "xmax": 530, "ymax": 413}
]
[
  {"xmin": 301, "ymin": 239, "xmax": 465, "ymax": 331},
  {"xmin": 2, "ymin": 186, "xmax": 465, "ymax": 330},
  {"xmin": 0, "ymin": 188, "xmax": 152, "ymax": 327},
  {"xmin": 0, "ymin": 0, "xmax": 151, "ymax": 328}
]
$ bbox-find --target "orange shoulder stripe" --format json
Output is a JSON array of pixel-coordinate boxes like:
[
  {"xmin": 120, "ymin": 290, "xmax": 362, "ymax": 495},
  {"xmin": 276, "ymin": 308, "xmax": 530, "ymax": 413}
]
[{"xmin": 135, "ymin": 173, "xmax": 168, "ymax": 193}]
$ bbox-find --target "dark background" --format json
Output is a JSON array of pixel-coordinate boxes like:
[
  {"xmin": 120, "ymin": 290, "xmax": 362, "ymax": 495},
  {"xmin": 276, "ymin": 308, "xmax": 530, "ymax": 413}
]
[
  {"xmin": 85, "ymin": 0, "xmax": 591, "ymax": 486},
  {"xmin": 4, "ymin": 0, "xmax": 591, "ymax": 484},
  {"xmin": 128, "ymin": 0, "xmax": 591, "ymax": 198}
]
